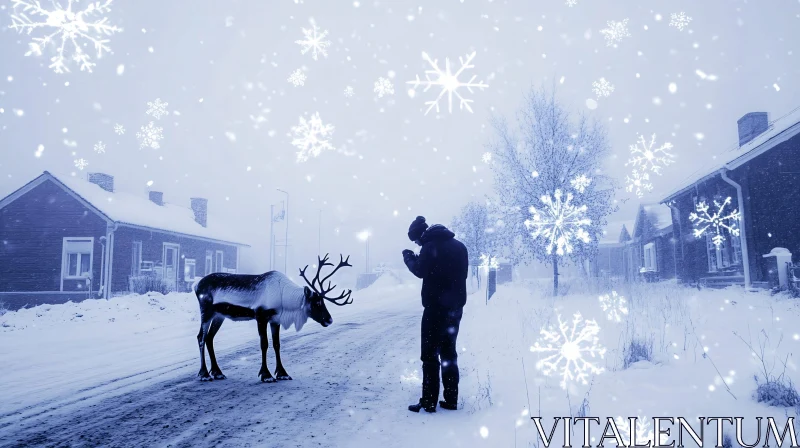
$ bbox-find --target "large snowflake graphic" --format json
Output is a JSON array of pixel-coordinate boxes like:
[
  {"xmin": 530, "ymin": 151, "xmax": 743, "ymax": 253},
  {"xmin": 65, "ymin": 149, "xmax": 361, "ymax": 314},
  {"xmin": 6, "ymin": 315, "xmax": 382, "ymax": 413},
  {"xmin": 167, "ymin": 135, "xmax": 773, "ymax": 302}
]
[
  {"xmin": 113, "ymin": 123, "xmax": 125, "ymax": 135},
  {"xmin": 146, "ymin": 98, "xmax": 169, "ymax": 120},
  {"xmin": 406, "ymin": 51, "xmax": 489, "ymax": 115},
  {"xmin": 689, "ymin": 197, "xmax": 741, "ymax": 248},
  {"xmin": 73, "ymin": 158, "xmax": 88, "ymax": 170},
  {"xmin": 479, "ymin": 253, "xmax": 499, "ymax": 271},
  {"xmin": 625, "ymin": 134, "xmax": 675, "ymax": 175},
  {"xmin": 565, "ymin": 0, "xmax": 578, "ymax": 6},
  {"xmin": 343, "ymin": 86, "xmax": 354, "ymax": 97},
  {"xmin": 9, "ymin": 0, "xmax": 122, "ymax": 74},
  {"xmin": 287, "ymin": 69, "xmax": 307, "ymax": 87},
  {"xmin": 93, "ymin": 141, "xmax": 105, "ymax": 154},
  {"xmin": 295, "ymin": 19, "xmax": 330, "ymax": 61},
  {"xmin": 530, "ymin": 313, "xmax": 606, "ymax": 389},
  {"xmin": 290, "ymin": 112, "xmax": 335, "ymax": 163},
  {"xmin": 136, "ymin": 122, "xmax": 164, "ymax": 149},
  {"xmin": 624, "ymin": 169, "xmax": 653, "ymax": 198},
  {"xmin": 599, "ymin": 18, "xmax": 631, "ymax": 47},
  {"xmin": 481, "ymin": 152, "xmax": 492, "ymax": 164},
  {"xmin": 373, "ymin": 77, "xmax": 394, "ymax": 98},
  {"xmin": 525, "ymin": 189, "xmax": 591, "ymax": 257},
  {"xmin": 669, "ymin": 12, "xmax": 693, "ymax": 31},
  {"xmin": 592, "ymin": 78, "xmax": 614, "ymax": 99},
  {"xmin": 598, "ymin": 291, "xmax": 628, "ymax": 322},
  {"xmin": 570, "ymin": 174, "xmax": 592, "ymax": 194}
]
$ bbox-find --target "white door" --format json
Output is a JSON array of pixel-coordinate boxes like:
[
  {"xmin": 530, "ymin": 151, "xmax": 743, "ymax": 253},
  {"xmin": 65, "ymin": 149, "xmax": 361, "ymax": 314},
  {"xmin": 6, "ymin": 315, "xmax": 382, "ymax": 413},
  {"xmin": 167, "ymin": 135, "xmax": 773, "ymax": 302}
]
[{"xmin": 163, "ymin": 243, "xmax": 180, "ymax": 291}]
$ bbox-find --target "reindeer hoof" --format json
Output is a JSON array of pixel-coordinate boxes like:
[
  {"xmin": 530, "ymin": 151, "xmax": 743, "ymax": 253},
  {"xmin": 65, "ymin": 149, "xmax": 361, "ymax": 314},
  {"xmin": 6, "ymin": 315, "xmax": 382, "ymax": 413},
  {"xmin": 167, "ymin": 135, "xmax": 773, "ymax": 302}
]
[
  {"xmin": 276, "ymin": 374, "xmax": 293, "ymax": 381},
  {"xmin": 261, "ymin": 376, "xmax": 277, "ymax": 383},
  {"xmin": 198, "ymin": 371, "xmax": 213, "ymax": 382},
  {"xmin": 212, "ymin": 372, "xmax": 227, "ymax": 380}
]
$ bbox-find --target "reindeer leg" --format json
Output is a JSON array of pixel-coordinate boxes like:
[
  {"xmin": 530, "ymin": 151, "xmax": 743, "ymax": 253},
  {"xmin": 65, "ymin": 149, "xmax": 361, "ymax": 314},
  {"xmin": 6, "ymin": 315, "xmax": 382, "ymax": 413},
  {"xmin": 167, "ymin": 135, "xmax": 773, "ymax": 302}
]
[
  {"xmin": 197, "ymin": 318, "xmax": 213, "ymax": 381},
  {"xmin": 257, "ymin": 314, "xmax": 276, "ymax": 383},
  {"xmin": 206, "ymin": 316, "xmax": 226, "ymax": 380},
  {"xmin": 271, "ymin": 322, "xmax": 292, "ymax": 381}
]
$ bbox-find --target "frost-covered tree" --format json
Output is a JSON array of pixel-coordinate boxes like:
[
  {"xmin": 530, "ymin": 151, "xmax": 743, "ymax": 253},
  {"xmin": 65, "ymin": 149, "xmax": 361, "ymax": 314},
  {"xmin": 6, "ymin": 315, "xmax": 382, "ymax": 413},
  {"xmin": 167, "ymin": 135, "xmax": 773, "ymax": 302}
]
[
  {"xmin": 487, "ymin": 86, "xmax": 616, "ymax": 296},
  {"xmin": 451, "ymin": 201, "xmax": 497, "ymax": 286}
]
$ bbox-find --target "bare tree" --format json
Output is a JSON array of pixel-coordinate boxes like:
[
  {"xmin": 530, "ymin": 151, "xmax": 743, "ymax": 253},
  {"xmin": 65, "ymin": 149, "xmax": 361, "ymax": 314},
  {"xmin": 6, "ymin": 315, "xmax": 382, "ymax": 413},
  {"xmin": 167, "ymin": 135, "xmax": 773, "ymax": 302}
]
[
  {"xmin": 487, "ymin": 86, "xmax": 616, "ymax": 296},
  {"xmin": 451, "ymin": 201, "xmax": 496, "ymax": 287}
]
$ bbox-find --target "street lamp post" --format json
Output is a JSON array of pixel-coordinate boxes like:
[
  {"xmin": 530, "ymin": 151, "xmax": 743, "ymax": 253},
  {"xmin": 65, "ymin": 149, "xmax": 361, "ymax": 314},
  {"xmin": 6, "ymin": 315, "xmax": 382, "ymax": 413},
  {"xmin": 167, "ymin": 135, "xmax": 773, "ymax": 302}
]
[
  {"xmin": 277, "ymin": 189, "xmax": 289, "ymax": 275},
  {"xmin": 357, "ymin": 230, "xmax": 370, "ymax": 274}
]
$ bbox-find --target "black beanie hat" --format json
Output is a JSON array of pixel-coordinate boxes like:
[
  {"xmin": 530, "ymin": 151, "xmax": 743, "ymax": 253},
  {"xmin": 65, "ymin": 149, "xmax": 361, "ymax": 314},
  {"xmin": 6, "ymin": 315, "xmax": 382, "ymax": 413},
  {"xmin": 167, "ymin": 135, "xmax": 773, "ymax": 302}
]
[{"xmin": 408, "ymin": 216, "xmax": 428, "ymax": 242}]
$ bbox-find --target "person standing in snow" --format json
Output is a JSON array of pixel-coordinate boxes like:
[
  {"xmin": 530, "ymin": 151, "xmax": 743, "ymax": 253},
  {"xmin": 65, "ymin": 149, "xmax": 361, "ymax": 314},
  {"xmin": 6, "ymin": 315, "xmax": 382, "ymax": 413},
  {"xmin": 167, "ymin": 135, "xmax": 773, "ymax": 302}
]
[{"xmin": 402, "ymin": 216, "xmax": 469, "ymax": 413}]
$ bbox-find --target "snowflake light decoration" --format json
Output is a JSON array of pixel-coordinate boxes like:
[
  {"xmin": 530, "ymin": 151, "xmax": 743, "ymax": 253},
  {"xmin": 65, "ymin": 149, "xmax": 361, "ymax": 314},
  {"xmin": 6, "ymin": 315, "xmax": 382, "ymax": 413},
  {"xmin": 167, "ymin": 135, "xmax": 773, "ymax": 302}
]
[
  {"xmin": 565, "ymin": 0, "xmax": 578, "ymax": 6},
  {"xmin": 479, "ymin": 253, "xmax": 499, "ymax": 271},
  {"xmin": 570, "ymin": 174, "xmax": 592, "ymax": 193},
  {"xmin": 598, "ymin": 291, "xmax": 628, "ymax": 322},
  {"xmin": 614, "ymin": 416, "xmax": 670, "ymax": 446},
  {"xmin": 145, "ymin": 99, "xmax": 169, "ymax": 120},
  {"xmin": 592, "ymin": 78, "xmax": 614, "ymax": 99},
  {"xmin": 287, "ymin": 69, "xmax": 306, "ymax": 87},
  {"xmin": 625, "ymin": 134, "xmax": 675, "ymax": 175},
  {"xmin": 406, "ymin": 51, "xmax": 489, "ymax": 115},
  {"xmin": 136, "ymin": 122, "xmax": 164, "ymax": 149},
  {"xmin": 74, "ymin": 158, "xmax": 88, "ymax": 170},
  {"xmin": 373, "ymin": 77, "xmax": 394, "ymax": 98},
  {"xmin": 481, "ymin": 152, "xmax": 492, "ymax": 164},
  {"xmin": 530, "ymin": 313, "xmax": 606, "ymax": 389},
  {"xmin": 669, "ymin": 12, "xmax": 693, "ymax": 31},
  {"xmin": 9, "ymin": 0, "xmax": 122, "ymax": 74},
  {"xmin": 624, "ymin": 169, "xmax": 653, "ymax": 198},
  {"xmin": 93, "ymin": 141, "xmax": 105, "ymax": 154},
  {"xmin": 599, "ymin": 18, "xmax": 631, "ymax": 47},
  {"xmin": 343, "ymin": 86, "xmax": 354, "ymax": 97},
  {"xmin": 290, "ymin": 112, "xmax": 335, "ymax": 163},
  {"xmin": 689, "ymin": 197, "xmax": 741, "ymax": 248},
  {"xmin": 295, "ymin": 19, "xmax": 330, "ymax": 61},
  {"xmin": 113, "ymin": 123, "xmax": 125, "ymax": 135},
  {"xmin": 525, "ymin": 189, "xmax": 591, "ymax": 257}
]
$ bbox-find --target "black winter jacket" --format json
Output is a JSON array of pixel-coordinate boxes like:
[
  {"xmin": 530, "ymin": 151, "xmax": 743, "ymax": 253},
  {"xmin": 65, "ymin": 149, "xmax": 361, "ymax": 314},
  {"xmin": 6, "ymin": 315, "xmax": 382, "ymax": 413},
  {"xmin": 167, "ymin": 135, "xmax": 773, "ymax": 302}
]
[{"xmin": 403, "ymin": 224, "xmax": 469, "ymax": 309}]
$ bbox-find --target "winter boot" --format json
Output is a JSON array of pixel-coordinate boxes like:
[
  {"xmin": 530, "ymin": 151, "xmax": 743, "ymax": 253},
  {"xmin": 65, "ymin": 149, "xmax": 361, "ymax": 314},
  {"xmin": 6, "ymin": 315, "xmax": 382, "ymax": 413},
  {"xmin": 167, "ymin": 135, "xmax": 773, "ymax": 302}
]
[
  {"xmin": 408, "ymin": 401, "xmax": 436, "ymax": 413},
  {"xmin": 438, "ymin": 400, "xmax": 457, "ymax": 410}
]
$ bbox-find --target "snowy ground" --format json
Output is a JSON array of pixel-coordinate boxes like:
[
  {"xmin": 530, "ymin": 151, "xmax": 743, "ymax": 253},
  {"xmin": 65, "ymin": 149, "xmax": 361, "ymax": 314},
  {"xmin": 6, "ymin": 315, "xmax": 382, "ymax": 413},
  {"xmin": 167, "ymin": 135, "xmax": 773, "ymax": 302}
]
[{"xmin": 2, "ymin": 274, "xmax": 800, "ymax": 447}]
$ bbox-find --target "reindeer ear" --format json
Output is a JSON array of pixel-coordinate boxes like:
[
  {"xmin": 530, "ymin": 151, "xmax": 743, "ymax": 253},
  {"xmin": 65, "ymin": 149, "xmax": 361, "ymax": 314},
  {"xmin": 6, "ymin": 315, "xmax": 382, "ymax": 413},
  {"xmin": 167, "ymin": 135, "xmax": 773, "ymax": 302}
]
[{"xmin": 303, "ymin": 286, "xmax": 312, "ymax": 299}]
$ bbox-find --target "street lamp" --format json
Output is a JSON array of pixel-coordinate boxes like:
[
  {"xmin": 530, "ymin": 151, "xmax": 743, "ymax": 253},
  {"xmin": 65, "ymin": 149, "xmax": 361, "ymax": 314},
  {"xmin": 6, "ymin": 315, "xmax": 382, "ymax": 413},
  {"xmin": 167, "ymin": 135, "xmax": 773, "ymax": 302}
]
[
  {"xmin": 277, "ymin": 189, "xmax": 289, "ymax": 274},
  {"xmin": 357, "ymin": 230, "xmax": 370, "ymax": 273}
]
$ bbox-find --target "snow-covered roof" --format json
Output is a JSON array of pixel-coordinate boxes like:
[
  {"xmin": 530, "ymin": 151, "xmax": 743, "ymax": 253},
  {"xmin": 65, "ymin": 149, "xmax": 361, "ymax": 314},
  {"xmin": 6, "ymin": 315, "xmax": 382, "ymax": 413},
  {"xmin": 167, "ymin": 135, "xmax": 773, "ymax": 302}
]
[
  {"xmin": 662, "ymin": 106, "xmax": 800, "ymax": 202},
  {"xmin": 4, "ymin": 172, "xmax": 248, "ymax": 246}
]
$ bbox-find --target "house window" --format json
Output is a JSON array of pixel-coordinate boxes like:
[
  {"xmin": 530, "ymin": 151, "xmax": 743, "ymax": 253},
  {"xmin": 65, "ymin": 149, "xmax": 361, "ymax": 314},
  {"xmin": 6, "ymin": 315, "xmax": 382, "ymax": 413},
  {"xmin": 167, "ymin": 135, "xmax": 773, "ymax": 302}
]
[
  {"xmin": 215, "ymin": 250, "xmax": 223, "ymax": 272},
  {"xmin": 643, "ymin": 242, "xmax": 657, "ymax": 271},
  {"xmin": 132, "ymin": 241, "xmax": 142, "ymax": 276},
  {"xmin": 184, "ymin": 259, "xmax": 197, "ymax": 282},
  {"xmin": 205, "ymin": 250, "xmax": 213, "ymax": 275},
  {"xmin": 63, "ymin": 237, "xmax": 94, "ymax": 279}
]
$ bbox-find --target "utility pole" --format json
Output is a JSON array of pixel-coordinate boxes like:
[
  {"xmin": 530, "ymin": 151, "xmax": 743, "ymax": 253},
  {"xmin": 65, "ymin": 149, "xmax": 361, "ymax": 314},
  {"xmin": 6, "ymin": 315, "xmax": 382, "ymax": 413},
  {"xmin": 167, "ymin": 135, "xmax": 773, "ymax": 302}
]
[{"xmin": 277, "ymin": 189, "xmax": 289, "ymax": 275}]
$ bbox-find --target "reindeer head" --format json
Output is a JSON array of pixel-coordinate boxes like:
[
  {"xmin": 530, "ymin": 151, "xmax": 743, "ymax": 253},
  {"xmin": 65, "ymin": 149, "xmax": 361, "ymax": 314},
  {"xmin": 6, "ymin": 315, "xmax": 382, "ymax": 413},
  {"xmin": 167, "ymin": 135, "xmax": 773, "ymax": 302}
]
[{"xmin": 299, "ymin": 254, "xmax": 354, "ymax": 327}]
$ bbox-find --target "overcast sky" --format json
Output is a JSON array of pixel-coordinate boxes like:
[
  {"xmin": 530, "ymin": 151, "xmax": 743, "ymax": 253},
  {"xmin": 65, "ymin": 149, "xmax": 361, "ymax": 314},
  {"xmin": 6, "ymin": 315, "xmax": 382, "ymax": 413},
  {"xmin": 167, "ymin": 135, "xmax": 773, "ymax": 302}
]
[{"xmin": 1, "ymin": 0, "xmax": 798, "ymax": 275}]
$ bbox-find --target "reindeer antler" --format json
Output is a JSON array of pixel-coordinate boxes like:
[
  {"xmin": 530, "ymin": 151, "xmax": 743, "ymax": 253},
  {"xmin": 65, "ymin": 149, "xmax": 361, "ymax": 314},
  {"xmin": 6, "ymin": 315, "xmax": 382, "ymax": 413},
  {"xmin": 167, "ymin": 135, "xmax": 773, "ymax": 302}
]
[{"xmin": 298, "ymin": 253, "xmax": 354, "ymax": 306}]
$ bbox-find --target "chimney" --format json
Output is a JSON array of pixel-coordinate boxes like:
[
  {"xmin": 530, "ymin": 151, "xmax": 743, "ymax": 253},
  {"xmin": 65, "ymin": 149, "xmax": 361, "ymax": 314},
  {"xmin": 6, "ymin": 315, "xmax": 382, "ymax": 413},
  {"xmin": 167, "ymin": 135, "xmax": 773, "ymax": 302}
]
[
  {"xmin": 737, "ymin": 112, "xmax": 769, "ymax": 147},
  {"xmin": 191, "ymin": 197, "xmax": 208, "ymax": 227},
  {"xmin": 87, "ymin": 173, "xmax": 114, "ymax": 193},
  {"xmin": 149, "ymin": 191, "xmax": 164, "ymax": 206}
]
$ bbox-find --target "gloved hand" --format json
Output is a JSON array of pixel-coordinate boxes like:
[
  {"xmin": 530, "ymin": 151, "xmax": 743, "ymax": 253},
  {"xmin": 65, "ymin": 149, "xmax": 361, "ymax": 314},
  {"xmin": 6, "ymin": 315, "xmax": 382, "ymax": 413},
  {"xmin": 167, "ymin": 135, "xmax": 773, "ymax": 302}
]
[{"xmin": 402, "ymin": 249, "xmax": 415, "ymax": 259}]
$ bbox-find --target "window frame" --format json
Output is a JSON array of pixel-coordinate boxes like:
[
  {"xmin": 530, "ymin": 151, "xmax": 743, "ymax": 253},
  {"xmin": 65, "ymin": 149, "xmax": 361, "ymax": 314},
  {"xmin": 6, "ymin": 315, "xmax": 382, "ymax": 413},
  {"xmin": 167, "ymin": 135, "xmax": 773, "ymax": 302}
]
[
  {"xmin": 205, "ymin": 250, "xmax": 213, "ymax": 275},
  {"xmin": 215, "ymin": 250, "xmax": 223, "ymax": 272},
  {"xmin": 131, "ymin": 241, "xmax": 143, "ymax": 276},
  {"xmin": 643, "ymin": 242, "xmax": 657, "ymax": 272},
  {"xmin": 184, "ymin": 258, "xmax": 197, "ymax": 282},
  {"xmin": 61, "ymin": 237, "xmax": 95, "ymax": 290}
]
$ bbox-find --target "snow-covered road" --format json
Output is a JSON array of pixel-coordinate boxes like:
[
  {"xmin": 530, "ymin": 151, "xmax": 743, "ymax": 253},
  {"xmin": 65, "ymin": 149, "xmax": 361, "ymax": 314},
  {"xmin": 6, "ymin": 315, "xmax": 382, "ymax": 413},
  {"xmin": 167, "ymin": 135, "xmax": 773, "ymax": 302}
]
[{"xmin": 1, "ymin": 286, "xmax": 425, "ymax": 448}]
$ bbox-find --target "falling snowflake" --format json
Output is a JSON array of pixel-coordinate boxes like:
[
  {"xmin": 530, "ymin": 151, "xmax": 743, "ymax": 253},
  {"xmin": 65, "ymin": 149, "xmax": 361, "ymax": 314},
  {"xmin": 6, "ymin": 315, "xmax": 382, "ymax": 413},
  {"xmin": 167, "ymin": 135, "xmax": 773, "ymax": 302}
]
[
  {"xmin": 113, "ymin": 123, "xmax": 125, "ymax": 135},
  {"xmin": 9, "ymin": 0, "xmax": 122, "ymax": 74},
  {"xmin": 592, "ymin": 78, "xmax": 614, "ymax": 99},
  {"xmin": 598, "ymin": 291, "xmax": 628, "ymax": 322},
  {"xmin": 599, "ymin": 18, "xmax": 631, "ymax": 47},
  {"xmin": 482, "ymin": 152, "xmax": 492, "ymax": 164},
  {"xmin": 295, "ymin": 18, "xmax": 330, "ymax": 61},
  {"xmin": 93, "ymin": 141, "xmax": 106, "ymax": 154},
  {"xmin": 529, "ymin": 313, "xmax": 606, "ymax": 389},
  {"xmin": 624, "ymin": 169, "xmax": 653, "ymax": 198},
  {"xmin": 74, "ymin": 158, "xmax": 89, "ymax": 170},
  {"xmin": 615, "ymin": 417, "xmax": 670, "ymax": 446},
  {"xmin": 145, "ymin": 98, "xmax": 169, "ymax": 120},
  {"xmin": 290, "ymin": 112, "xmax": 335, "ymax": 163},
  {"xmin": 565, "ymin": 0, "xmax": 578, "ymax": 6},
  {"xmin": 136, "ymin": 122, "xmax": 164, "ymax": 149},
  {"xmin": 479, "ymin": 253, "xmax": 499, "ymax": 271},
  {"xmin": 407, "ymin": 51, "xmax": 489, "ymax": 115},
  {"xmin": 669, "ymin": 12, "xmax": 693, "ymax": 31},
  {"xmin": 689, "ymin": 197, "xmax": 741, "ymax": 249},
  {"xmin": 287, "ymin": 69, "xmax": 307, "ymax": 87},
  {"xmin": 570, "ymin": 174, "xmax": 592, "ymax": 193},
  {"xmin": 373, "ymin": 77, "xmax": 394, "ymax": 98},
  {"xmin": 343, "ymin": 86, "xmax": 354, "ymax": 97},
  {"xmin": 625, "ymin": 134, "xmax": 675, "ymax": 175},
  {"xmin": 525, "ymin": 189, "xmax": 591, "ymax": 257}
]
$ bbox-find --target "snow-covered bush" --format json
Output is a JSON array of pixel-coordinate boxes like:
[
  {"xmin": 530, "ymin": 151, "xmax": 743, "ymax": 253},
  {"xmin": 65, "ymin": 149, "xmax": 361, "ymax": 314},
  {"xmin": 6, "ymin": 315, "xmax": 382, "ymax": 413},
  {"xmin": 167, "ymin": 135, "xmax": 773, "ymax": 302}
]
[
  {"xmin": 0, "ymin": 301, "xmax": 8, "ymax": 316},
  {"xmin": 754, "ymin": 378, "xmax": 800, "ymax": 407},
  {"xmin": 622, "ymin": 336, "xmax": 654, "ymax": 369},
  {"xmin": 129, "ymin": 275, "xmax": 171, "ymax": 295},
  {"xmin": 734, "ymin": 329, "xmax": 800, "ymax": 407}
]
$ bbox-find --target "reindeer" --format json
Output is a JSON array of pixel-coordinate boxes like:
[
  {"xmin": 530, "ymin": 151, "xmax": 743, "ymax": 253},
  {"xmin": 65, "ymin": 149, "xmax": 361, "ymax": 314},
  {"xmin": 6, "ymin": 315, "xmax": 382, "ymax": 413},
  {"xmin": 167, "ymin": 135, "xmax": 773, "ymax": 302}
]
[{"xmin": 194, "ymin": 254, "xmax": 353, "ymax": 382}]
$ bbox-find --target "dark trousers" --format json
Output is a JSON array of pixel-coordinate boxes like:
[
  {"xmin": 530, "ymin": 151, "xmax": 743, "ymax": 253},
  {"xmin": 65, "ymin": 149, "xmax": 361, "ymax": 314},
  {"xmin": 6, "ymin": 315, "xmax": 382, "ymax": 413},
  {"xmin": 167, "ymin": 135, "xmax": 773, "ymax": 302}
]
[{"xmin": 420, "ymin": 306, "xmax": 463, "ymax": 407}]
